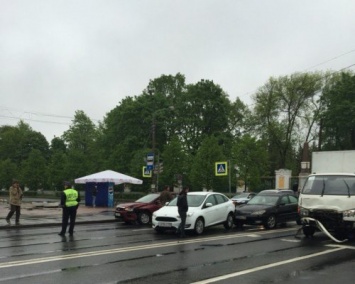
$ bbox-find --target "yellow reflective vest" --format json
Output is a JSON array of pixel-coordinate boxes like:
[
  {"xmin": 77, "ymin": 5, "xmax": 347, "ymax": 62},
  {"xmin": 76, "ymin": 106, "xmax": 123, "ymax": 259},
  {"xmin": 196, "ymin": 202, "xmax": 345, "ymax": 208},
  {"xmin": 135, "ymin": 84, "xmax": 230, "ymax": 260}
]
[{"xmin": 64, "ymin": 188, "xmax": 79, "ymax": 207}]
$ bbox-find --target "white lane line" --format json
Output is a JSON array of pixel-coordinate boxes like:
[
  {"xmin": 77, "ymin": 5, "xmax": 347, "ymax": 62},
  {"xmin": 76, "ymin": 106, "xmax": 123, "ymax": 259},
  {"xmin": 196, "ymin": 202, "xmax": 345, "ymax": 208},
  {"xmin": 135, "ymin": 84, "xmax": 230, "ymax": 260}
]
[
  {"xmin": 0, "ymin": 228, "xmax": 295, "ymax": 269},
  {"xmin": 280, "ymin": 238, "xmax": 301, "ymax": 243},
  {"xmin": 326, "ymin": 244, "xmax": 355, "ymax": 250},
  {"xmin": 191, "ymin": 247, "xmax": 345, "ymax": 284}
]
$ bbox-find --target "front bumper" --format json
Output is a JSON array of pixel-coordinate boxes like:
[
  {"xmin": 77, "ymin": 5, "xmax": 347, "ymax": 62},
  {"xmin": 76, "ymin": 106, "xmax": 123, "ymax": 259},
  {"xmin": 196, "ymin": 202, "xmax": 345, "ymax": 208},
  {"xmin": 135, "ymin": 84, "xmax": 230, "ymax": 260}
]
[{"xmin": 115, "ymin": 211, "xmax": 137, "ymax": 222}]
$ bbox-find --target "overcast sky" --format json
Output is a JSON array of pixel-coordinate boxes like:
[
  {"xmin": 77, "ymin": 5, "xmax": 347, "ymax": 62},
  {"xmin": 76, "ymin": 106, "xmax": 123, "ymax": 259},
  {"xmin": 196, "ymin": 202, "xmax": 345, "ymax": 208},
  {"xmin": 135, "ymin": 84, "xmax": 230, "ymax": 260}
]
[{"xmin": 1, "ymin": 0, "xmax": 354, "ymax": 142}]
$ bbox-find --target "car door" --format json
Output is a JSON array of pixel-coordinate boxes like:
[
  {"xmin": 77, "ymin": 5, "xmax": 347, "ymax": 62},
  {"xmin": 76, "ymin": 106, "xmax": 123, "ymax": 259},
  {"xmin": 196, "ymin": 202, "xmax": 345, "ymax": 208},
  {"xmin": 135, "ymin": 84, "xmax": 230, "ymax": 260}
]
[
  {"xmin": 287, "ymin": 194, "xmax": 299, "ymax": 221},
  {"xmin": 276, "ymin": 195, "xmax": 291, "ymax": 222},
  {"xmin": 202, "ymin": 194, "xmax": 219, "ymax": 226},
  {"xmin": 277, "ymin": 194, "xmax": 298, "ymax": 222},
  {"xmin": 214, "ymin": 193, "xmax": 230, "ymax": 223}
]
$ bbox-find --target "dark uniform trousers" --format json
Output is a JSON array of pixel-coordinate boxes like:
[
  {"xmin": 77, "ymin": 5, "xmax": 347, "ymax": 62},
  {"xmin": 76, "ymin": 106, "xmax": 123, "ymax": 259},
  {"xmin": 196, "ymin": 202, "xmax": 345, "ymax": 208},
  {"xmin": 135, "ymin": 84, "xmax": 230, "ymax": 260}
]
[{"xmin": 60, "ymin": 206, "xmax": 78, "ymax": 235}]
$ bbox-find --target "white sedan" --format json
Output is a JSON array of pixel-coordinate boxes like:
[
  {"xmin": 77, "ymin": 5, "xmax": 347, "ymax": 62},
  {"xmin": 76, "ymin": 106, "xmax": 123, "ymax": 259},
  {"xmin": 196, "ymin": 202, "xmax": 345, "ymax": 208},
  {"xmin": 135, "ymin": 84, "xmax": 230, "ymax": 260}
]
[{"xmin": 152, "ymin": 191, "xmax": 235, "ymax": 235}]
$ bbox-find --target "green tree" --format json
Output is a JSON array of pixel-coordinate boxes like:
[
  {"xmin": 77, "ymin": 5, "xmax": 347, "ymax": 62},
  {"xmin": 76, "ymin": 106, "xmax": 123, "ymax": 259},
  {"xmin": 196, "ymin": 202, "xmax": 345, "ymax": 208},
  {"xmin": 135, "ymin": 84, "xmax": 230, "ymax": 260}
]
[
  {"xmin": 176, "ymin": 80, "xmax": 231, "ymax": 155},
  {"xmin": 159, "ymin": 136, "xmax": 188, "ymax": 190},
  {"xmin": 320, "ymin": 71, "xmax": 355, "ymax": 150},
  {"xmin": 21, "ymin": 149, "xmax": 47, "ymax": 190},
  {"xmin": 0, "ymin": 159, "xmax": 18, "ymax": 189},
  {"xmin": 252, "ymin": 72, "xmax": 323, "ymax": 171},
  {"xmin": 190, "ymin": 136, "xmax": 227, "ymax": 191},
  {"xmin": 62, "ymin": 110, "xmax": 99, "ymax": 180},
  {"xmin": 232, "ymin": 135, "xmax": 269, "ymax": 191}
]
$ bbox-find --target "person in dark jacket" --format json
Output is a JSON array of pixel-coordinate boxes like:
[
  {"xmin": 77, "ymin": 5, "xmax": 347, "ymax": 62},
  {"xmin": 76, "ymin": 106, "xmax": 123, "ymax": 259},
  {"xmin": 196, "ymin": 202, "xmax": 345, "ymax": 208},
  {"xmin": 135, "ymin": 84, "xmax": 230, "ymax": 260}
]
[
  {"xmin": 177, "ymin": 186, "xmax": 189, "ymax": 237},
  {"xmin": 58, "ymin": 181, "xmax": 80, "ymax": 236}
]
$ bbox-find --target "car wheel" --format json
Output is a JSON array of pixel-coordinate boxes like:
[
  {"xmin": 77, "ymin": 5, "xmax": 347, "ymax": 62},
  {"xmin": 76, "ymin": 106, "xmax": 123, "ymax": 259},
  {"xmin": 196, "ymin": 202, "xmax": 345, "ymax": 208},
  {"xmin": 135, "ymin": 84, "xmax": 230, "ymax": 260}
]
[
  {"xmin": 138, "ymin": 211, "xmax": 151, "ymax": 225},
  {"xmin": 263, "ymin": 214, "xmax": 276, "ymax": 229},
  {"xmin": 194, "ymin": 217, "xmax": 205, "ymax": 235},
  {"xmin": 303, "ymin": 226, "xmax": 315, "ymax": 237},
  {"xmin": 224, "ymin": 213, "xmax": 234, "ymax": 230}
]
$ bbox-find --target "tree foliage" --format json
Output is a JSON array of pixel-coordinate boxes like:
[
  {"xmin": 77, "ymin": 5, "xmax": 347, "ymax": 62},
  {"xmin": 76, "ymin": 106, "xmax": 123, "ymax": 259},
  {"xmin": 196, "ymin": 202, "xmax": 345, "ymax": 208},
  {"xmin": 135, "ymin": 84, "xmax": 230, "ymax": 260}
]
[{"xmin": 1, "ymin": 71, "xmax": 354, "ymax": 192}]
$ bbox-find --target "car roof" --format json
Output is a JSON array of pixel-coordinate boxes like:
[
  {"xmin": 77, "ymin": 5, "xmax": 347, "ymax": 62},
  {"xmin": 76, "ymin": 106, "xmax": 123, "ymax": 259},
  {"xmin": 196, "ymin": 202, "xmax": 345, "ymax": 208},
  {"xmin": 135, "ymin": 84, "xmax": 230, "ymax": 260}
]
[
  {"xmin": 187, "ymin": 191, "xmax": 224, "ymax": 196},
  {"xmin": 258, "ymin": 189, "xmax": 294, "ymax": 195}
]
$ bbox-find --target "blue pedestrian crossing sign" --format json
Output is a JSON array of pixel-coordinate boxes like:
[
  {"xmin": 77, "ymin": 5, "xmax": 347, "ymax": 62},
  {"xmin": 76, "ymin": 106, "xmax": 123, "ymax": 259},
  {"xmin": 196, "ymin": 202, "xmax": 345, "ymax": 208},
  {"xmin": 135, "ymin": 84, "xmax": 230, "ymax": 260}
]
[
  {"xmin": 215, "ymin": 161, "xmax": 228, "ymax": 176},
  {"xmin": 142, "ymin": 166, "xmax": 152, "ymax": 178}
]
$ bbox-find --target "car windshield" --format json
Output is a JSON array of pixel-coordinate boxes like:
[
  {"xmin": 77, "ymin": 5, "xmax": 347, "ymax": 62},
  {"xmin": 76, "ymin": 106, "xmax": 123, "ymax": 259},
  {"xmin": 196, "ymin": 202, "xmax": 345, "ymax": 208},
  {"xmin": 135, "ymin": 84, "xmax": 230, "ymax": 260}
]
[
  {"xmin": 247, "ymin": 195, "xmax": 279, "ymax": 206},
  {"xmin": 168, "ymin": 194, "xmax": 206, "ymax": 207},
  {"xmin": 232, "ymin": 193, "xmax": 250, "ymax": 199},
  {"xmin": 302, "ymin": 175, "xmax": 355, "ymax": 196},
  {"xmin": 135, "ymin": 194, "xmax": 159, "ymax": 203}
]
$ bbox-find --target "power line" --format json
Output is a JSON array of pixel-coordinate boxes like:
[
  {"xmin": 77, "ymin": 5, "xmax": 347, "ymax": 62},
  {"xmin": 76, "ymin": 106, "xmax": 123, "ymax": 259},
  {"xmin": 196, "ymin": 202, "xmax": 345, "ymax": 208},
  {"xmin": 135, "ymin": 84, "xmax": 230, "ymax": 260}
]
[
  {"xmin": 304, "ymin": 49, "xmax": 355, "ymax": 71},
  {"xmin": 0, "ymin": 115, "xmax": 71, "ymax": 126}
]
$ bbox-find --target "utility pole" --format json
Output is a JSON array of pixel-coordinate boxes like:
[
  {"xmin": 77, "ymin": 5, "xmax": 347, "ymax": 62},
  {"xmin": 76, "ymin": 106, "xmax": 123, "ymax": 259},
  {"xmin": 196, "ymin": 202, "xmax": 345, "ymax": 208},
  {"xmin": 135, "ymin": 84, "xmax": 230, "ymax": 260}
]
[{"xmin": 148, "ymin": 85, "xmax": 157, "ymax": 192}]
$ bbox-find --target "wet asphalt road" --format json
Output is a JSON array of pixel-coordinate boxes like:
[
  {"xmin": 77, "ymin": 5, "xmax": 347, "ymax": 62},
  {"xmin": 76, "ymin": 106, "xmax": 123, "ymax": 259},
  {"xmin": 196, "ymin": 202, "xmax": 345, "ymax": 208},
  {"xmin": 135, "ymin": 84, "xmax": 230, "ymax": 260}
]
[{"xmin": 1, "ymin": 222, "xmax": 355, "ymax": 284}]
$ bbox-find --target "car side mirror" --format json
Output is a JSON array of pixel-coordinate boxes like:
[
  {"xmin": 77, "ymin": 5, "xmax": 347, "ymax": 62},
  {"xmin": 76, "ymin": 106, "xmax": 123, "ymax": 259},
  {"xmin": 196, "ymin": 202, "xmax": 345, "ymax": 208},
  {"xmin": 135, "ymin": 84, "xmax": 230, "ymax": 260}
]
[{"xmin": 205, "ymin": 203, "xmax": 213, "ymax": 208}]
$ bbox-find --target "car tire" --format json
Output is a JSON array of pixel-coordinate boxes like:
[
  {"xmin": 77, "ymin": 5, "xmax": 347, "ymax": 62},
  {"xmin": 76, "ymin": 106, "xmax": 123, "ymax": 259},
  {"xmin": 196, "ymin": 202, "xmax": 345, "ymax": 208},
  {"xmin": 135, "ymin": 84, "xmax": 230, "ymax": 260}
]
[
  {"xmin": 303, "ymin": 226, "xmax": 315, "ymax": 237},
  {"xmin": 263, "ymin": 214, "xmax": 276, "ymax": 229},
  {"xmin": 194, "ymin": 217, "xmax": 205, "ymax": 235},
  {"xmin": 224, "ymin": 213, "xmax": 234, "ymax": 230},
  {"xmin": 138, "ymin": 211, "xmax": 151, "ymax": 225}
]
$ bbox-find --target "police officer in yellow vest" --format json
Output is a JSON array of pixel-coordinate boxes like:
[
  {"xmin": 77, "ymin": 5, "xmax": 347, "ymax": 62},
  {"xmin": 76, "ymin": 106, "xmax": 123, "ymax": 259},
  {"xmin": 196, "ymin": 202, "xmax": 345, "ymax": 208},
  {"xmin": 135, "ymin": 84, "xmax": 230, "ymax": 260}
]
[{"xmin": 58, "ymin": 181, "xmax": 80, "ymax": 236}]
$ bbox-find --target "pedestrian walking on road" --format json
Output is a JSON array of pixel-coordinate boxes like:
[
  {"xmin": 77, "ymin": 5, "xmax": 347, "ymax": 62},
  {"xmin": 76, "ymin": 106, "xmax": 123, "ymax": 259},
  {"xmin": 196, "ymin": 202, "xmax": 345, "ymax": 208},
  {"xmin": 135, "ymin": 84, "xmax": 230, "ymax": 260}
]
[
  {"xmin": 5, "ymin": 179, "xmax": 23, "ymax": 225},
  {"xmin": 58, "ymin": 181, "xmax": 80, "ymax": 236},
  {"xmin": 177, "ymin": 186, "xmax": 189, "ymax": 238}
]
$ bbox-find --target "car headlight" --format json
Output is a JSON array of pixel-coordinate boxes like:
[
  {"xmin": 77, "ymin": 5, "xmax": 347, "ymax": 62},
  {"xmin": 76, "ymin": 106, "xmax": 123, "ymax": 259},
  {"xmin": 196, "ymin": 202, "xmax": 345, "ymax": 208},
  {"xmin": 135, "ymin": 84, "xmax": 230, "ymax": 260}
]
[
  {"xmin": 299, "ymin": 207, "xmax": 309, "ymax": 217},
  {"xmin": 343, "ymin": 209, "xmax": 355, "ymax": 221},
  {"xmin": 251, "ymin": 210, "xmax": 266, "ymax": 216}
]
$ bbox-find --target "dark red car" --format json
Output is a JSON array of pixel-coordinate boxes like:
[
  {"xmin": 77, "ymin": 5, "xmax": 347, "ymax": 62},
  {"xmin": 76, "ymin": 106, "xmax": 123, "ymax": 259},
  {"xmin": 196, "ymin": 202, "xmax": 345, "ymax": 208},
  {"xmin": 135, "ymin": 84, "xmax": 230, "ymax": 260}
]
[{"xmin": 115, "ymin": 193, "xmax": 163, "ymax": 225}]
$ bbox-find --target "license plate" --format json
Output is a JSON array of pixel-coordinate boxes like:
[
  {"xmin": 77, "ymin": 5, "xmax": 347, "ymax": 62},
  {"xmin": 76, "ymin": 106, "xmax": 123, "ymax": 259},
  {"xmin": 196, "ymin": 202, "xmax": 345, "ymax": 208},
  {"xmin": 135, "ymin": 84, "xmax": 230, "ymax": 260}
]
[
  {"xmin": 159, "ymin": 222, "xmax": 172, "ymax": 227},
  {"xmin": 235, "ymin": 216, "xmax": 246, "ymax": 220},
  {"xmin": 115, "ymin": 213, "xmax": 121, "ymax": 217}
]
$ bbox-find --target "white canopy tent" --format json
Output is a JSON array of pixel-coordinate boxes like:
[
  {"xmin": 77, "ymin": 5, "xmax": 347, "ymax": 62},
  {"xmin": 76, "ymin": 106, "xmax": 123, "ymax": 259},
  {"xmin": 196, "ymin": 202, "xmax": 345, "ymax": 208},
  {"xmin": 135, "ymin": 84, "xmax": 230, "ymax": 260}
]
[{"xmin": 74, "ymin": 170, "xmax": 143, "ymax": 185}]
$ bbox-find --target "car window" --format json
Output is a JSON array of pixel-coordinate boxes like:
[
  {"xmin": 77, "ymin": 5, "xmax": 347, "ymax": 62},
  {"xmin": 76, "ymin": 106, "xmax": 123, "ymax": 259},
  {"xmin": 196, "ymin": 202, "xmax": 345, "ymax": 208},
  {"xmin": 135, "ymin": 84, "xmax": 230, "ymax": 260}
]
[
  {"xmin": 215, "ymin": 194, "xmax": 227, "ymax": 204},
  {"xmin": 248, "ymin": 195, "xmax": 278, "ymax": 205},
  {"xmin": 205, "ymin": 195, "xmax": 217, "ymax": 206},
  {"xmin": 288, "ymin": 195, "xmax": 298, "ymax": 204},
  {"xmin": 135, "ymin": 194, "xmax": 159, "ymax": 203},
  {"xmin": 302, "ymin": 175, "xmax": 355, "ymax": 196},
  {"xmin": 279, "ymin": 195, "xmax": 289, "ymax": 205}
]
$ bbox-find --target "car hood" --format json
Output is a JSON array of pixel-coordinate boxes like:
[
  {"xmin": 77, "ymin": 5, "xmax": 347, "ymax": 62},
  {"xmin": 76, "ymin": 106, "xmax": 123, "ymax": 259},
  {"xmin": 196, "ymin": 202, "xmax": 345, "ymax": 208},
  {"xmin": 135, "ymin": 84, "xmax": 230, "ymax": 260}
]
[
  {"xmin": 236, "ymin": 204, "xmax": 273, "ymax": 213},
  {"xmin": 154, "ymin": 205, "xmax": 179, "ymax": 216},
  {"xmin": 116, "ymin": 202, "xmax": 145, "ymax": 209},
  {"xmin": 233, "ymin": 198, "xmax": 249, "ymax": 202}
]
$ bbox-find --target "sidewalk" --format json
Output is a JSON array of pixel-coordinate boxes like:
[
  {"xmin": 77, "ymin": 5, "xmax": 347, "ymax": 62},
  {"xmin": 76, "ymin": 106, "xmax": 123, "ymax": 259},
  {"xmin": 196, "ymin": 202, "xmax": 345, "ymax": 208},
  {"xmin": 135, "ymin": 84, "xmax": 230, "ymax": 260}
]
[{"xmin": 0, "ymin": 198, "xmax": 116, "ymax": 229}]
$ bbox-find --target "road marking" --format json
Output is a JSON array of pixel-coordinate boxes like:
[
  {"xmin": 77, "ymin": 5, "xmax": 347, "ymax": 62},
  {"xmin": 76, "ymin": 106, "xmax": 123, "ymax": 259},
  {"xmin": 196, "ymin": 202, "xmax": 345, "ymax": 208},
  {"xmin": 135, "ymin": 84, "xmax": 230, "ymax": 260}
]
[
  {"xmin": 280, "ymin": 238, "xmax": 301, "ymax": 243},
  {"xmin": 191, "ymin": 247, "xmax": 346, "ymax": 284},
  {"xmin": 0, "ymin": 228, "xmax": 295, "ymax": 269},
  {"xmin": 326, "ymin": 244, "xmax": 355, "ymax": 250},
  {"xmin": 132, "ymin": 228, "xmax": 152, "ymax": 231}
]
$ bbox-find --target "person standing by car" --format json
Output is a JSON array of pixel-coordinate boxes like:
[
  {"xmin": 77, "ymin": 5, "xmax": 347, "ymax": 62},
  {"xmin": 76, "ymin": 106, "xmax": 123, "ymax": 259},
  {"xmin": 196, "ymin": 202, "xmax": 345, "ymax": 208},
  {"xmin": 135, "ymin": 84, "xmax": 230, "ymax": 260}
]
[
  {"xmin": 5, "ymin": 179, "xmax": 23, "ymax": 225},
  {"xmin": 177, "ymin": 186, "xmax": 189, "ymax": 237},
  {"xmin": 58, "ymin": 181, "xmax": 80, "ymax": 236},
  {"xmin": 159, "ymin": 185, "xmax": 172, "ymax": 205}
]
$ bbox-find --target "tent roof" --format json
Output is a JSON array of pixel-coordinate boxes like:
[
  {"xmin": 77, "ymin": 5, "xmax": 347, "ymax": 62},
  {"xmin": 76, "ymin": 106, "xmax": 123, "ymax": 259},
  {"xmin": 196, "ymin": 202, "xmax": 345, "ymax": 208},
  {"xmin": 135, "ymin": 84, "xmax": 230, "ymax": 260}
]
[{"xmin": 74, "ymin": 170, "xmax": 143, "ymax": 185}]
